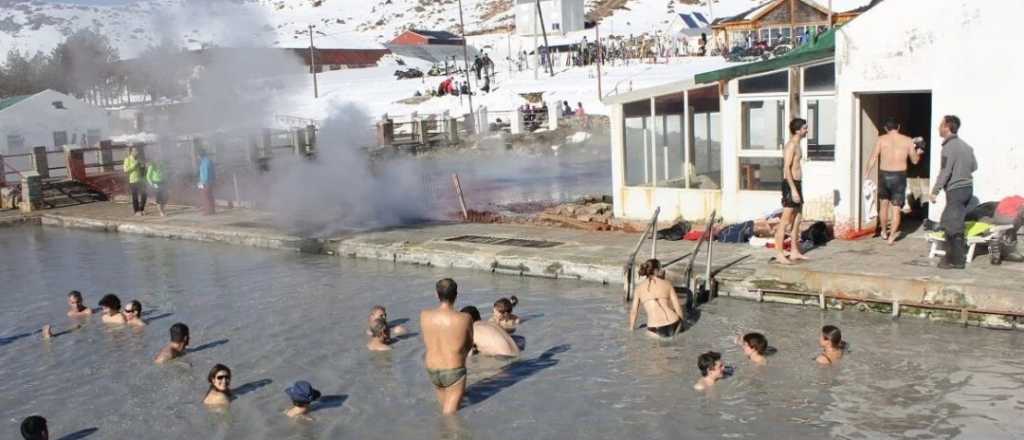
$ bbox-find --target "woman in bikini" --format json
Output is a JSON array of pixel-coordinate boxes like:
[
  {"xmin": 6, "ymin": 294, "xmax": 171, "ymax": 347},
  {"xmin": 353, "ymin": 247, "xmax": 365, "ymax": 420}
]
[
  {"xmin": 628, "ymin": 259, "xmax": 684, "ymax": 338},
  {"xmin": 815, "ymin": 325, "xmax": 846, "ymax": 365}
]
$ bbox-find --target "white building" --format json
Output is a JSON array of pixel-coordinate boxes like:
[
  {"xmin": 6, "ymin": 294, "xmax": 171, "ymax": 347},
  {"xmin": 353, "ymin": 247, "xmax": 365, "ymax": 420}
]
[
  {"xmin": 0, "ymin": 89, "xmax": 111, "ymax": 156},
  {"xmin": 604, "ymin": 0, "xmax": 1022, "ymax": 237},
  {"xmin": 515, "ymin": 0, "xmax": 585, "ymax": 36}
]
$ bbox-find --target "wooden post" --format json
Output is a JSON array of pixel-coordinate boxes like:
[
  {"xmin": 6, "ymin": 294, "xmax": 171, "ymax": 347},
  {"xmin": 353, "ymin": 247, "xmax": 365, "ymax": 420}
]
[
  {"xmin": 232, "ymin": 172, "xmax": 241, "ymax": 208},
  {"xmin": 0, "ymin": 154, "xmax": 5, "ymax": 187},
  {"xmin": 452, "ymin": 173, "xmax": 469, "ymax": 220},
  {"xmin": 20, "ymin": 171, "xmax": 41, "ymax": 212},
  {"xmin": 31, "ymin": 146, "xmax": 49, "ymax": 179},
  {"xmin": 99, "ymin": 140, "xmax": 114, "ymax": 172}
]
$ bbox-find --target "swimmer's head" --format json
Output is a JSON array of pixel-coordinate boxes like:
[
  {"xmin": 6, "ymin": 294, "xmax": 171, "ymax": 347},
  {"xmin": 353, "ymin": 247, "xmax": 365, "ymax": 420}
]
[
  {"xmin": 436, "ymin": 278, "xmax": 458, "ymax": 304},
  {"xmin": 742, "ymin": 333, "xmax": 768, "ymax": 356},
  {"xmin": 99, "ymin": 293, "xmax": 121, "ymax": 313},
  {"xmin": 20, "ymin": 415, "xmax": 47, "ymax": 440},
  {"xmin": 697, "ymin": 351, "xmax": 723, "ymax": 378},
  {"xmin": 369, "ymin": 305, "xmax": 386, "ymax": 320},
  {"xmin": 460, "ymin": 306, "xmax": 481, "ymax": 322},
  {"xmin": 124, "ymin": 300, "xmax": 142, "ymax": 318},
  {"xmin": 67, "ymin": 290, "xmax": 83, "ymax": 306},
  {"xmin": 493, "ymin": 296, "xmax": 517, "ymax": 315},
  {"xmin": 820, "ymin": 325, "xmax": 845, "ymax": 350},
  {"xmin": 207, "ymin": 364, "xmax": 232, "ymax": 393},
  {"xmin": 169, "ymin": 323, "xmax": 190, "ymax": 345},
  {"xmin": 638, "ymin": 259, "xmax": 662, "ymax": 278},
  {"xmin": 369, "ymin": 318, "xmax": 390, "ymax": 339}
]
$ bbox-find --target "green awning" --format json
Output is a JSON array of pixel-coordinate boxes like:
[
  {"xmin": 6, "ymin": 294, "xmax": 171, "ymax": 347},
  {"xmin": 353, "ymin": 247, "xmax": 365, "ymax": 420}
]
[{"xmin": 695, "ymin": 28, "xmax": 836, "ymax": 84}]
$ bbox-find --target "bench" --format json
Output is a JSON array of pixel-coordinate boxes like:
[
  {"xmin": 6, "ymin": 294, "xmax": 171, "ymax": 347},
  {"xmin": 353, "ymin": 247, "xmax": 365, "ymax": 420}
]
[{"xmin": 926, "ymin": 224, "xmax": 1013, "ymax": 264}]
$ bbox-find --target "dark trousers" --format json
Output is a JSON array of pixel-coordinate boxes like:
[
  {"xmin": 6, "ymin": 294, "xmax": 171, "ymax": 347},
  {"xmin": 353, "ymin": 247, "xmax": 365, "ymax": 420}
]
[
  {"xmin": 130, "ymin": 182, "xmax": 147, "ymax": 213},
  {"xmin": 940, "ymin": 186, "xmax": 972, "ymax": 236}
]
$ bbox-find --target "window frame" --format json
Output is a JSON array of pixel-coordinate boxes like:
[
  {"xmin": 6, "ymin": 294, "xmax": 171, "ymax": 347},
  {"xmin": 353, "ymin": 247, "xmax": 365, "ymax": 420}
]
[{"xmin": 736, "ymin": 68, "xmax": 790, "ymax": 192}]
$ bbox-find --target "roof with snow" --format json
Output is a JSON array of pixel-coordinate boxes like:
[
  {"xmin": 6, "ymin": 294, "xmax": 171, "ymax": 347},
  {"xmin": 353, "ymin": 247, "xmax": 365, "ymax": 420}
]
[{"xmin": 407, "ymin": 29, "xmax": 463, "ymax": 42}]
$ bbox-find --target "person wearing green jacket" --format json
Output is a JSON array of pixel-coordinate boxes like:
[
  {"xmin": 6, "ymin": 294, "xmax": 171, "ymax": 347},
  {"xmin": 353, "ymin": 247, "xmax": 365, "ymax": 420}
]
[
  {"xmin": 123, "ymin": 147, "xmax": 147, "ymax": 216},
  {"xmin": 146, "ymin": 159, "xmax": 168, "ymax": 217}
]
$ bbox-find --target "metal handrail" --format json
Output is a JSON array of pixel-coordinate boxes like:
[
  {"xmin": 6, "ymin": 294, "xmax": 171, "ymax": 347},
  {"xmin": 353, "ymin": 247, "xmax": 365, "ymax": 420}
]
[{"xmin": 624, "ymin": 207, "xmax": 660, "ymax": 302}]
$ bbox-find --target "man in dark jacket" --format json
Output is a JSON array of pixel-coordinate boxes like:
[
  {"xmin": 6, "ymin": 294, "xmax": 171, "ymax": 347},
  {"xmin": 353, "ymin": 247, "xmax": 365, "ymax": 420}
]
[{"xmin": 929, "ymin": 115, "xmax": 977, "ymax": 269}]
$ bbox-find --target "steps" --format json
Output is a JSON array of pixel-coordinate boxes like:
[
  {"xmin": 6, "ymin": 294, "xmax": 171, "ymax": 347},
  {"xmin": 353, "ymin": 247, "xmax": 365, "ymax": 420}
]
[{"xmin": 39, "ymin": 179, "xmax": 109, "ymax": 209}]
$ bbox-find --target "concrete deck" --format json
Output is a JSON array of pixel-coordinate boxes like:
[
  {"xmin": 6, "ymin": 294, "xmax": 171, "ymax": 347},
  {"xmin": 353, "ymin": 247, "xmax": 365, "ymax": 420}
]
[{"xmin": 7, "ymin": 202, "xmax": 1024, "ymax": 329}]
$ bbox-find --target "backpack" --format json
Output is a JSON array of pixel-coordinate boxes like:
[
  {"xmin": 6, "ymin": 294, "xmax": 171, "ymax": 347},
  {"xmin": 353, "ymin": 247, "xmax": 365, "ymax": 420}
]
[
  {"xmin": 800, "ymin": 221, "xmax": 832, "ymax": 246},
  {"xmin": 656, "ymin": 221, "xmax": 690, "ymax": 241}
]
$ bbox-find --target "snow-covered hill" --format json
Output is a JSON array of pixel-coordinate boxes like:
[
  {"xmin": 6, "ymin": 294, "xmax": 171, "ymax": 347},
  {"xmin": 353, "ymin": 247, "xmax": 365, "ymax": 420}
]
[{"xmin": 1, "ymin": 0, "xmax": 870, "ymax": 60}]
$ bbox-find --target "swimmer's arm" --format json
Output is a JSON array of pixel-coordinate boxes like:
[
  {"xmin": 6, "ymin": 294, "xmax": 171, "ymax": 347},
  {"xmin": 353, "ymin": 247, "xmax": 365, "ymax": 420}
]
[
  {"xmin": 627, "ymin": 292, "xmax": 640, "ymax": 330},
  {"xmin": 669, "ymin": 289, "xmax": 684, "ymax": 322},
  {"xmin": 815, "ymin": 354, "xmax": 829, "ymax": 365}
]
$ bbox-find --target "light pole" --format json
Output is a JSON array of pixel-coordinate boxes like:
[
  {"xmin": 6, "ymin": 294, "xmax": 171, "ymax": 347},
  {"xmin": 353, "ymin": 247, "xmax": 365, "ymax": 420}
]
[
  {"xmin": 308, "ymin": 24, "xmax": 319, "ymax": 99},
  {"xmin": 456, "ymin": 0, "xmax": 476, "ymax": 132}
]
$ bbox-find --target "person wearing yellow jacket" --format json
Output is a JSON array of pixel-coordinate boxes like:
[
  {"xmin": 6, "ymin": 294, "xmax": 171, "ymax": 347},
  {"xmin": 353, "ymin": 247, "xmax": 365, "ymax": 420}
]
[
  {"xmin": 146, "ymin": 159, "xmax": 168, "ymax": 217},
  {"xmin": 123, "ymin": 147, "xmax": 147, "ymax": 216}
]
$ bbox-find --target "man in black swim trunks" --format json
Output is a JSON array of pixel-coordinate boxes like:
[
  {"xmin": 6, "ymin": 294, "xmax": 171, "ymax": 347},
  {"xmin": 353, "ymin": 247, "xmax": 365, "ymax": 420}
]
[
  {"xmin": 775, "ymin": 118, "xmax": 809, "ymax": 264},
  {"xmin": 865, "ymin": 117, "xmax": 923, "ymax": 244}
]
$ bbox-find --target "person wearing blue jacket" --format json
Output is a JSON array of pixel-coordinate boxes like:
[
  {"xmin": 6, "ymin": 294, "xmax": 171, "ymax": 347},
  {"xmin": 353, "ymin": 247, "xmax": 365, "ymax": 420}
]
[{"xmin": 197, "ymin": 149, "xmax": 216, "ymax": 215}]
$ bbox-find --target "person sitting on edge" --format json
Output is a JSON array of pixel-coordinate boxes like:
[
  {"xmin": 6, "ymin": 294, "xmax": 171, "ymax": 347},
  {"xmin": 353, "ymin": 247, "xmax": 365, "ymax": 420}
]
[
  {"xmin": 367, "ymin": 318, "xmax": 393, "ymax": 352},
  {"xmin": 489, "ymin": 296, "xmax": 520, "ymax": 333},
  {"xmin": 420, "ymin": 278, "xmax": 474, "ymax": 415},
  {"xmin": 123, "ymin": 300, "xmax": 146, "ymax": 327},
  {"xmin": 365, "ymin": 305, "xmax": 407, "ymax": 337},
  {"xmin": 284, "ymin": 380, "xmax": 322, "ymax": 420},
  {"xmin": 203, "ymin": 364, "xmax": 232, "ymax": 407},
  {"xmin": 20, "ymin": 415, "xmax": 48, "ymax": 440},
  {"xmin": 66, "ymin": 290, "xmax": 93, "ymax": 317},
  {"xmin": 737, "ymin": 332, "xmax": 768, "ymax": 366},
  {"xmin": 98, "ymin": 294, "xmax": 127, "ymax": 325},
  {"xmin": 628, "ymin": 259, "xmax": 684, "ymax": 338},
  {"xmin": 462, "ymin": 306, "xmax": 519, "ymax": 358},
  {"xmin": 155, "ymin": 323, "xmax": 190, "ymax": 364},
  {"xmin": 694, "ymin": 351, "xmax": 726, "ymax": 391},
  {"xmin": 816, "ymin": 325, "xmax": 846, "ymax": 365}
]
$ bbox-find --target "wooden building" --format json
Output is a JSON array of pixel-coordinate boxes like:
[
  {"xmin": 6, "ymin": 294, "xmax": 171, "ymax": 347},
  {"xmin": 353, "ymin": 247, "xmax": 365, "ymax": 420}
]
[
  {"xmin": 712, "ymin": 0, "xmax": 870, "ymax": 49},
  {"xmin": 389, "ymin": 29, "xmax": 465, "ymax": 46}
]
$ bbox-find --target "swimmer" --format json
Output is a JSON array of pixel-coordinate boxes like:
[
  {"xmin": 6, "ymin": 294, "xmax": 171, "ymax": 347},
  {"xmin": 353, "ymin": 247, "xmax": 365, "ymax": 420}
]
[
  {"xmin": 462, "ymin": 306, "xmax": 519, "ymax": 357},
  {"xmin": 737, "ymin": 332, "xmax": 768, "ymax": 366},
  {"xmin": 815, "ymin": 325, "xmax": 846, "ymax": 365},
  {"xmin": 20, "ymin": 415, "xmax": 47, "ymax": 440},
  {"xmin": 693, "ymin": 351, "xmax": 725, "ymax": 391},
  {"xmin": 628, "ymin": 259, "xmax": 683, "ymax": 338},
  {"xmin": 489, "ymin": 296, "xmax": 520, "ymax": 333},
  {"xmin": 367, "ymin": 318, "xmax": 393, "ymax": 352},
  {"xmin": 284, "ymin": 380, "xmax": 322, "ymax": 420},
  {"xmin": 98, "ymin": 294, "xmax": 127, "ymax": 325},
  {"xmin": 66, "ymin": 290, "xmax": 93, "ymax": 317},
  {"xmin": 203, "ymin": 364, "xmax": 232, "ymax": 407},
  {"xmin": 420, "ymin": 278, "xmax": 473, "ymax": 415},
  {"xmin": 122, "ymin": 300, "xmax": 146, "ymax": 327},
  {"xmin": 154, "ymin": 323, "xmax": 190, "ymax": 364},
  {"xmin": 365, "ymin": 305, "xmax": 407, "ymax": 337}
]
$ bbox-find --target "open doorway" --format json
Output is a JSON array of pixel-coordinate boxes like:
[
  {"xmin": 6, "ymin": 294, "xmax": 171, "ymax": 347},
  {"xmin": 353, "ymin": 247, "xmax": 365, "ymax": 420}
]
[{"xmin": 857, "ymin": 92, "xmax": 933, "ymax": 230}]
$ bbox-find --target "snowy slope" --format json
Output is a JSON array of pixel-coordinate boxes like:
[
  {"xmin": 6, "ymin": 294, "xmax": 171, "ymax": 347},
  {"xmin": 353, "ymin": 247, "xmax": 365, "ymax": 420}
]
[{"xmin": 0, "ymin": 0, "xmax": 871, "ymax": 59}]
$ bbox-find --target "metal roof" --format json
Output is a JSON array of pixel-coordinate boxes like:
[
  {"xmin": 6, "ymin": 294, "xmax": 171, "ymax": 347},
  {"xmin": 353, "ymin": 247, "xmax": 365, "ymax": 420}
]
[
  {"xmin": 408, "ymin": 29, "xmax": 463, "ymax": 41},
  {"xmin": 0, "ymin": 94, "xmax": 32, "ymax": 112},
  {"xmin": 694, "ymin": 27, "xmax": 835, "ymax": 84}
]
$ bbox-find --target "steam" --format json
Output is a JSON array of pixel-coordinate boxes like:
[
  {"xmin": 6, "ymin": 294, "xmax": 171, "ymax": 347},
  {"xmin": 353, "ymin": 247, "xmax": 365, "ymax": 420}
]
[{"xmin": 266, "ymin": 103, "xmax": 433, "ymax": 235}]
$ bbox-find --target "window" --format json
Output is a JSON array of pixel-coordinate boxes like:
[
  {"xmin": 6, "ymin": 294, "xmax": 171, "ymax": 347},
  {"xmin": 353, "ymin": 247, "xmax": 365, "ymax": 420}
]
[
  {"xmin": 52, "ymin": 131, "xmax": 68, "ymax": 147},
  {"xmin": 760, "ymin": 29, "xmax": 769, "ymax": 42},
  {"xmin": 6, "ymin": 134, "xmax": 25, "ymax": 154},
  {"xmin": 623, "ymin": 100, "xmax": 651, "ymax": 186},
  {"xmin": 552, "ymin": 22, "xmax": 560, "ymax": 31},
  {"xmin": 738, "ymin": 71, "xmax": 788, "ymax": 94},
  {"xmin": 653, "ymin": 94, "xmax": 685, "ymax": 187},
  {"xmin": 741, "ymin": 100, "xmax": 787, "ymax": 151},
  {"xmin": 86, "ymin": 129, "xmax": 101, "ymax": 147},
  {"xmin": 804, "ymin": 62, "xmax": 835, "ymax": 92},
  {"xmin": 739, "ymin": 157, "xmax": 784, "ymax": 190},
  {"xmin": 770, "ymin": 28, "xmax": 781, "ymax": 44},
  {"xmin": 689, "ymin": 85, "xmax": 721, "ymax": 189},
  {"xmin": 806, "ymin": 98, "xmax": 836, "ymax": 161}
]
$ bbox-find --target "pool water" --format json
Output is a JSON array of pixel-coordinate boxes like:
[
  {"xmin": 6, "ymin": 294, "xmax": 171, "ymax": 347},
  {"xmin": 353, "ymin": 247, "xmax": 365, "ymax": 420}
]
[{"xmin": 2, "ymin": 227, "xmax": 1023, "ymax": 439}]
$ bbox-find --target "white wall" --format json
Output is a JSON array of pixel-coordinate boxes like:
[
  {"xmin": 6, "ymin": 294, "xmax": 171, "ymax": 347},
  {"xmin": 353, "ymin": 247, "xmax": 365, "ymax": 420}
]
[
  {"xmin": 515, "ymin": 0, "xmax": 584, "ymax": 36},
  {"xmin": 0, "ymin": 90, "xmax": 111, "ymax": 156},
  {"xmin": 835, "ymin": 0, "xmax": 1024, "ymax": 226}
]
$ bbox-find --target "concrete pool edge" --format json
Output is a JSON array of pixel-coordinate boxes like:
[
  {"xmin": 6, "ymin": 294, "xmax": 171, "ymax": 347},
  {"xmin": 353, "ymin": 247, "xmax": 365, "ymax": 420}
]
[{"xmin": 16, "ymin": 205, "xmax": 1024, "ymax": 331}]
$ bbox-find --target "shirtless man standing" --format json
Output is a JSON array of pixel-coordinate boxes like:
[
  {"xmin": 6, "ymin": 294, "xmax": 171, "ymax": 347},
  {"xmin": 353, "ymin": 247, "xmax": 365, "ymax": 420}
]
[
  {"xmin": 865, "ymin": 117, "xmax": 923, "ymax": 244},
  {"xmin": 461, "ymin": 306, "xmax": 519, "ymax": 357},
  {"xmin": 154, "ymin": 323, "xmax": 190, "ymax": 364},
  {"xmin": 774, "ymin": 118, "xmax": 809, "ymax": 264},
  {"xmin": 420, "ymin": 278, "xmax": 474, "ymax": 415}
]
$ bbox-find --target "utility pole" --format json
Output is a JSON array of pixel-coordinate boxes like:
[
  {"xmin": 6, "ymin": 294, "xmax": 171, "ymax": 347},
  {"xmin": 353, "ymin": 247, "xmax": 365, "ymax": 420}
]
[
  {"xmin": 596, "ymin": 23, "xmax": 603, "ymax": 99},
  {"xmin": 456, "ymin": 0, "xmax": 475, "ymax": 132},
  {"xmin": 308, "ymin": 24, "xmax": 319, "ymax": 99},
  {"xmin": 828, "ymin": 0, "xmax": 833, "ymax": 28},
  {"xmin": 534, "ymin": 0, "xmax": 554, "ymax": 77}
]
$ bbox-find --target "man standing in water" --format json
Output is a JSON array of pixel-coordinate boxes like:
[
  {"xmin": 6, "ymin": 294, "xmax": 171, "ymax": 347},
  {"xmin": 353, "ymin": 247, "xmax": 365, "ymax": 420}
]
[
  {"xmin": 421, "ymin": 278, "xmax": 474, "ymax": 415},
  {"xmin": 774, "ymin": 118, "xmax": 809, "ymax": 264},
  {"xmin": 865, "ymin": 117, "xmax": 924, "ymax": 244},
  {"xmin": 154, "ymin": 323, "xmax": 190, "ymax": 363},
  {"xmin": 930, "ymin": 115, "xmax": 977, "ymax": 269}
]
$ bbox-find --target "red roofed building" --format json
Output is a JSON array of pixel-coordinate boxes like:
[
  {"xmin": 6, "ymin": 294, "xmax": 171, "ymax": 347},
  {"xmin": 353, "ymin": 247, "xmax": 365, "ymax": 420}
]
[{"xmin": 390, "ymin": 29, "xmax": 465, "ymax": 46}]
